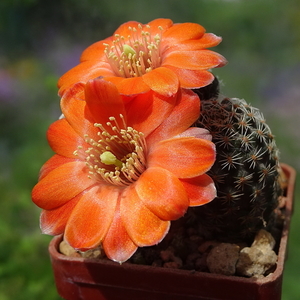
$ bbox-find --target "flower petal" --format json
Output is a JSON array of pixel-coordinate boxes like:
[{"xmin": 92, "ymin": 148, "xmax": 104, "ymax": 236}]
[
  {"xmin": 163, "ymin": 50, "xmax": 227, "ymax": 70},
  {"xmin": 84, "ymin": 78, "xmax": 126, "ymax": 123},
  {"xmin": 121, "ymin": 185, "xmax": 170, "ymax": 247},
  {"xmin": 197, "ymin": 33, "xmax": 223, "ymax": 48},
  {"xmin": 148, "ymin": 137, "xmax": 216, "ymax": 178},
  {"xmin": 180, "ymin": 174, "xmax": 216, "ymax": 207},
  {"xmin": 58, "ymin": 60, "xmax": 114, "ymax": 96},
  {"xmin": 80, "ymin": 37, "xmax": 113, "ymax": 61},
  {"xmin": 113, "ymin": 21, "xmax": 144, "ymax": 37},
  {"xmin": 60, "ymin": 87, "xmax": 98, "ymax": 139},
  {"xmin": 47, "ymin": 119, "xmax": 86, "ymax": 159},
  {"xmin": 105, "ymin": 76, "xmax": 151, "ymax": 95},
  {"xmin": 32, "ymin": 161, "xmax": 94, "ymax": 210},
  {"xmin": 135, "ymin": 167, "xmax": 189, "ymax": 220},
  {"xmin": 167, "ymin": 66, "xmax": 215, "ymax": 89},
  {"xmin": 142, "ymin": 67, "xmax": 179, "ymax": 96},
  {"xmin": 38, "ymin": 155, "xmax": 75, "ymax": 180},
  {"xmin": 163, "ymin": 33, "xmax": 222, "ymax": 53},
  {"xmin": 125, "ymin": 90, "xmax": 176, "ymax": 137},
  {"xmin": 162, "ymin": 22, "xmax": 205, "ymax": 44},
  {"xmin": 148, "ymin": 18, "xmax": 173, "ymax": 33},
  {"xmin": 102, "ymin": 203, "xmax": 138, "ymax": 263},
  {"xmin": 175, "ymin": 127, "xmax": 212, "ymax": 141},
  {"xmin": 146, "ymin": 89, "xmax": 200, "ymax": 146},
  {"xmin": 64, "ymin": 185, "xmax": 119, "ymax": 250},
  {"xmin": 40, "ymin": 193, "xmax": 82, "ymax": 235}
]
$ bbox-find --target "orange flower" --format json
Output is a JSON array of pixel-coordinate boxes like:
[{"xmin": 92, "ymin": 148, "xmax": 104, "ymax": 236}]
[
  {"xmin": 32, "ymin": 79, "xmax": 216, "ymax": 263},
  {"xmin": 58, "ymin": 18, "xmax": 227, "ymax": 97}
]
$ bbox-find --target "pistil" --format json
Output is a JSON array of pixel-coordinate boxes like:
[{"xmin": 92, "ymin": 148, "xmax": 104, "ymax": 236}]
[{"xmin": 100, "ymin": 151, "xmax": 123, "ymax": 169}]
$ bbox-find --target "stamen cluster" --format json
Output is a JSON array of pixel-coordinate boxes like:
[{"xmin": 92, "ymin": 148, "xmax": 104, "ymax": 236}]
[
  {"xmin": 74, "ymin": 115, "xmax": 147, "ymax": 186},
  {"xmin": 104, "ymin": 24, "xmax": 162, "ymax": 77}
]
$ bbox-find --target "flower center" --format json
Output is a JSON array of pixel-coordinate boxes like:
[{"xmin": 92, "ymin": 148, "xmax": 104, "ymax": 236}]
[
  {"xmin": 104, "ymin": 24, "xmax": 163, "ymax": 78},
  {"xmin": 74, "ymin": 114, "xmax": 147, "ymax": 186}
]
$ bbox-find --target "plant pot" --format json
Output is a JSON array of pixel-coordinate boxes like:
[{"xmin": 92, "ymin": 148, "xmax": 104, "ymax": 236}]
[{"xmin": 49, "ymin": 163, "xmax": 296, "ymax": 300}]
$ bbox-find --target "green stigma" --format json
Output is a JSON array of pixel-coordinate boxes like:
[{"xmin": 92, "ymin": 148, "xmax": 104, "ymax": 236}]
[
  {"xmin": 100, "ymin": 151, "xmax": 123, "ymax": 169},
  {"xmin": 123, "ymin": 44, "xmax": 136, "ymax": 57}
]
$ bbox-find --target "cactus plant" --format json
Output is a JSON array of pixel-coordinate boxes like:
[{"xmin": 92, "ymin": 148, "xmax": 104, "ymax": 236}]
[{"xmin": 192, "ymin": 95, "xmax": 282, "ymax": 242}]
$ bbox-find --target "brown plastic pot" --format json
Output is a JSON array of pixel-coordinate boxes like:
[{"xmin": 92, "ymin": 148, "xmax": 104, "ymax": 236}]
[{"xmin": 49, "ymin": 163, "xmax": 296, "ymax": 300}]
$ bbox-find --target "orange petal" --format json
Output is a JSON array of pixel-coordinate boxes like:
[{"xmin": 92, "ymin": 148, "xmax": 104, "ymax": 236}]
[
  {"xmin": 163, "ymin": 50, "xmax": 227, "ymax": 70},
  {"xmin": 58, "ymin": 60, "xmax": 114, "ymax": 96},
  {"xmin": 148, "ymin": 18, "xmax": 173, "ymax": 33},
  {"xmin": 163, "ymin": 22, "xmax": 205, "ymax": 44},
  {"xmin": 60, "ymin": 88, "xmax": 98, "ymax": 139},
  {"xmin": 84, "ymin": 78, "xmax": 126, "ymax": 123},
  {"xmin": 59, "ymin": 81, "xmax": 86, "ymax": 100},
  {"xmin": 47, "ymin": 119, "xmax": 87, "ymax": 158},
  {"xmin": 167, "ymin": 66, "xmax": 215, "ymax": 89},
  {"xmin": 80, "ymin": 36, "xmax": 113, "ymax": 61},
  {"xmin": 113, "ymin": 20, "xmax": 143, "ymax": 37},
  {"xmin": 142, "ymin": 67, "xmax": 179, "ymax": 96},
  {"xmin": 146, "ymin": 89, "xmax": 200, "ymax": 146},
  {"xmin": 39, "ymin": 155, "xmax": 75, "ymax": 180},
  {"xmin": 135, "ymin": 167, "xmax": 189, "ymax": 221},
  {"xmin": 40, "ymin": 193, "xmax": 82, "ymax": 235},
  {"xmin": 64, "ymin": 185, "xmax": 119, "ymax": 250},
  {"xmin": 180, "ymin": 174, "xmax": 216, "ymax": 207},
  {"xmin": 102, "ymin": 203, "xmax": 138, "ymax": 263},
  {"xmin": 125, "ymin": 90, "xmax": 176, "ymax": 137},
  {"xmin": 163, "ymin": 33, "xmax": 222, "ymax": 54},
  {"xmin": 175, "ymin": 127, "xmax": 212, "ymax": 141},
  {"xmin": 121, "ymin": 185, "xmax": 170, "ymax": 247},
  {"xmin": 32, "ymin": 161, "xmax": 94, "ymax": 210},
  {"xmin": 148, "ymin": 137, "xmax": 216, "ymax": 178},
  {"xmin": 105, "ymin": 76, "xmax": 151, "ymax": 95},
  {"xmin": 198, "ymin": 33, "xmax": 223, "ymax": 48}
]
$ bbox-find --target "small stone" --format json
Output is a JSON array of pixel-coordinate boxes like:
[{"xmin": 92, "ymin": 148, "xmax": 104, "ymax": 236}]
[
  {"xmin": 236, "ymin": 246, "xmax": 277, "ymax": 277},
  {"xmin": 206, "ymin": 243, "xmax": 240, "ymax": 276},
  {"xmin": 251, "ymin": 229, "xmax": 276, "ymax": 249},
  {"xmin": 80, "ymin": 247, "xmax": 103, "ymax": 259},
  {"xmin": 59, "ymin": 240, "xmax": 81, "ymax": 257},
  {"xmin": 236, "ymin": 230, "xmax": 278, "ymax": 277}
]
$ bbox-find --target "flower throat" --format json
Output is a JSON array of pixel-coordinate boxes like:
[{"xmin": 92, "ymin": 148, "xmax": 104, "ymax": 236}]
[
  {"xmin": 104, "ymin": 24, "xmax": 162, "ymax": 78},
  {"xmin": 74, "ymin": 114, "xmax": 147, "ymax": 186}
]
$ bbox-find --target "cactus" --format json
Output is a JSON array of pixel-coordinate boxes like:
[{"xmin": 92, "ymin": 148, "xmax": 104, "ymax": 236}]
[
  {"xmin": 192, "ymin": 96, "xmax": 282, "ymax": 242},
  {"xmin": 129, "ymin": 82, "xmax": 283, "ymax": 266}
]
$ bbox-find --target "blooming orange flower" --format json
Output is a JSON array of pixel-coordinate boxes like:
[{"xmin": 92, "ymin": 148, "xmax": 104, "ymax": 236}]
[
  {"xmin": 58, "ymin": 18, "xmax": 227, "ymax": 97},
  {"xmin": 32, "ymin": 79, "xmax": 216, "ymax": 263}
]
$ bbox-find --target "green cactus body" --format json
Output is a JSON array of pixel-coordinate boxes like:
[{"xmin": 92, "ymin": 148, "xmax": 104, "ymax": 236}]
[{"xmin": 194, "ymin": 97, "xmax": 282, "ymax": 242}]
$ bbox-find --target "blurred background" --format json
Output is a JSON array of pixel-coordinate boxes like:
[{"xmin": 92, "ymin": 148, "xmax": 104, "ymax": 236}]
[{"xmin": 0, "ymin": 0, "xmax": 299, "ymax": 299}]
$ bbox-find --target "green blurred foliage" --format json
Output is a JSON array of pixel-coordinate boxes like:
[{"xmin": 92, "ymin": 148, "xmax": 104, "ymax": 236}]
[{"xmin": 0, "ymin": 0, "xmax": 299, "ymax": 299}]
